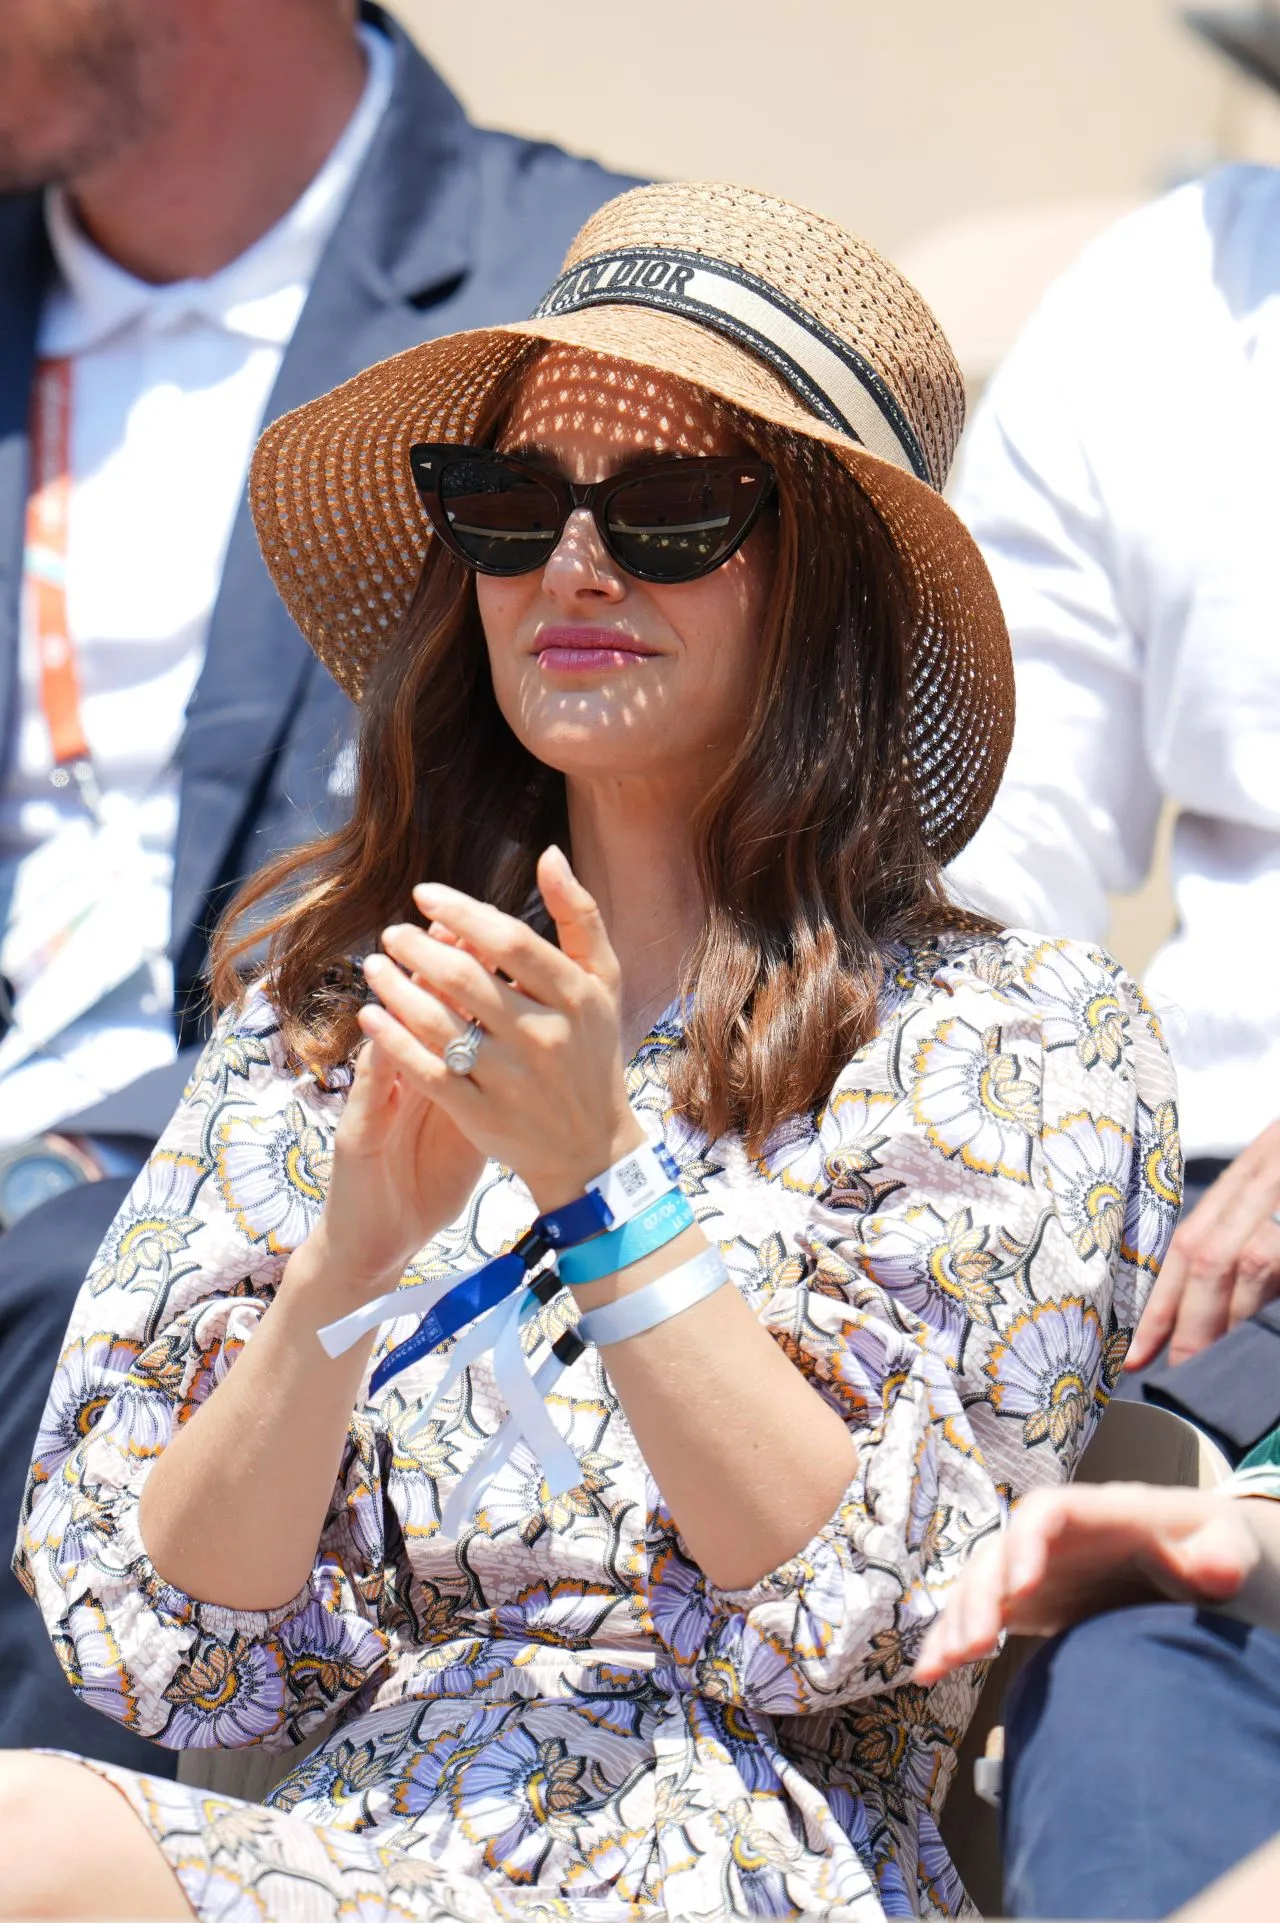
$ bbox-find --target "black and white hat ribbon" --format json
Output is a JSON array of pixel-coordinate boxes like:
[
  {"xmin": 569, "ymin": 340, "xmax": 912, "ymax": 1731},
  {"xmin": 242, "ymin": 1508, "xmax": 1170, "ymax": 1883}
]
[{"xmin": 533, "ymin": 246, "xmax": 930, "ymax": 485}]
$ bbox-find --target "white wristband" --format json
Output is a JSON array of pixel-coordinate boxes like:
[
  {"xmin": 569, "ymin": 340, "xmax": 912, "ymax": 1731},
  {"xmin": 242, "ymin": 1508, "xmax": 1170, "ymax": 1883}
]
[
  {"xmin": 576, "ymin": 1245, "xmax": 727, "ymax": 1347},
  {"xmin": 586, "ymin": 1138, "xmax": 682, "ymax": 1228}
]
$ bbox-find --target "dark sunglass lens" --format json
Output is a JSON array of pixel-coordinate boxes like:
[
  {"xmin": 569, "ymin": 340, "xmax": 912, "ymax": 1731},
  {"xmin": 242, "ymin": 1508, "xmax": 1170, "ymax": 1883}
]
[
  {"xmin": 437, "ymin": 456, "xmax": 561, "ymax": 573},
  {"xmin": 606, "ymin": 467, "xmax": 763, "ymax": 580}
]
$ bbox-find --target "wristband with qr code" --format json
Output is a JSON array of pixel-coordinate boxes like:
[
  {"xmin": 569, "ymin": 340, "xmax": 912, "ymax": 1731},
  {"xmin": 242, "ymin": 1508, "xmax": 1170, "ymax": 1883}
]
[{"xmin": 584, "ymin": 1138, "xmax": 681, "ymax": 1228}]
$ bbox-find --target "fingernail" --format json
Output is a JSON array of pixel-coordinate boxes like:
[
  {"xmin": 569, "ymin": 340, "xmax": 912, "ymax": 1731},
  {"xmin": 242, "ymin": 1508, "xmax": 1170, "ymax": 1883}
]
[
  {"xmin": 544, "ymin": 844, "xmax": 572, "ymax": 878},
  {"xmin": 363, "ymin": 952, "xmax": 387, "ymax": 973},
  {"xmin": 413, "ymin": 883, "xmax": 442, "ymax": 904}
]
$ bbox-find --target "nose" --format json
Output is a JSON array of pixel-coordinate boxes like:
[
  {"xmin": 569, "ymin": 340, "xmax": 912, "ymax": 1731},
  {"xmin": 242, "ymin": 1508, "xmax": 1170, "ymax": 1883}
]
[{"xmin": 540, "ymin": 507, "xmax": 627, "ymax": 606}]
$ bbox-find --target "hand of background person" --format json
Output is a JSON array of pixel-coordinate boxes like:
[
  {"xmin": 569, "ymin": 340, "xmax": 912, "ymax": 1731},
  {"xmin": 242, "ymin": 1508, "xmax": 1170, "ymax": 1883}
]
[
  {"xmin": 359, "ymin": 846, "xmax": 644, "ymax": 1214},
  {"xmin": 1127, "ymin": 1117, "xmax": 1280, "ymax": 1371},
  {"xmin": 312, "ymin": 1033, "xmax": 485, "ymax": 1296},
  {"xmin": 913, "ymin": 1482, "xmax": 1262, "ymax": 1683}
]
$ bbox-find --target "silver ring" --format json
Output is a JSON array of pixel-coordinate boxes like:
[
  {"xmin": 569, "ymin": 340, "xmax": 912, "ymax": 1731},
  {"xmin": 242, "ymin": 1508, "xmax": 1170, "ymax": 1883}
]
[{"xmin": 442, "ymin": 1018, "xmax": 484, "ymax": 1078}]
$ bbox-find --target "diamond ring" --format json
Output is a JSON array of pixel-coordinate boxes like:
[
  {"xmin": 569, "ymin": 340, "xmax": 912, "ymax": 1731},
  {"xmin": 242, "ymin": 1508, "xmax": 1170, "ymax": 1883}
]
[{"xmin": 442, "ymin": 1018, "xmax": 484, "ymax": 1078}]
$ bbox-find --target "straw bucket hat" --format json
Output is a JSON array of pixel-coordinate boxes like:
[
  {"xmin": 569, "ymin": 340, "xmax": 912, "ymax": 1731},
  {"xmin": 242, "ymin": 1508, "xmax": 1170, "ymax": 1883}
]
[
  {"xmin": 250, "ymin": 181, "xmax": 1013, "ymax": 861},
  {"xmin": 1185, "ymin": 8, "xmax": 1280, "ymax": 94}
]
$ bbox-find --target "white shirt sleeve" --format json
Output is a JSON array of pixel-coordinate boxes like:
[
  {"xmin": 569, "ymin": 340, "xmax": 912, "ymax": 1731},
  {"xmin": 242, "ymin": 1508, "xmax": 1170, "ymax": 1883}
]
[{"xmin": 945, "ymin": 228, "xmax": 1165, "ymax": 940}]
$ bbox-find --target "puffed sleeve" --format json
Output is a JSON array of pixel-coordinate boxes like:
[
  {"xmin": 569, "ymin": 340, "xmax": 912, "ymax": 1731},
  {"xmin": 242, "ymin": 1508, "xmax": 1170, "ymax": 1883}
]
[
  {"xmin": 12, "ymin": 990, "xmax": 392, "ymax": 1750},
  {"xmin": 645, "ymin": 934, "xmax": 1180, "ymax": 1714}
]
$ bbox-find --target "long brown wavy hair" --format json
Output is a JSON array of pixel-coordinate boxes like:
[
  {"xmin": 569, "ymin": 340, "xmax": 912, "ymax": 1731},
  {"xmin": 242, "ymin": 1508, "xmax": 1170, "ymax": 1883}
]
[{"xmin": 212, "ymin": 375, "xmax": 987, "ymax": 1154}]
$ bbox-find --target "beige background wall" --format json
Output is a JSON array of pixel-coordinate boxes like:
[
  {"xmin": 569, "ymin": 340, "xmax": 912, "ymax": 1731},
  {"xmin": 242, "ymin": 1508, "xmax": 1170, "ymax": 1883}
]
[{"xmin": 389, "ymin": 0, "xmax": 1280, "ymax": 974}]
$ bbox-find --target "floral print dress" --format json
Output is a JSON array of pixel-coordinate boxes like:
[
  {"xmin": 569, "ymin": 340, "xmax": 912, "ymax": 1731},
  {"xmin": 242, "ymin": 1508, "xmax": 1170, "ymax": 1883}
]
[{"xmin": 14, "ymin": 930, "xmax": 1180, "ymax": 1922}]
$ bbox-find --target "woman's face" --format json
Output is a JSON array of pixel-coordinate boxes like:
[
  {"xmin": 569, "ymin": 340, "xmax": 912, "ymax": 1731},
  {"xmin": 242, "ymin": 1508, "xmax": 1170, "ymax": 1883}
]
[{"xmin": 476, "ymin": 346, "xmax": 775, "ymax": 791}]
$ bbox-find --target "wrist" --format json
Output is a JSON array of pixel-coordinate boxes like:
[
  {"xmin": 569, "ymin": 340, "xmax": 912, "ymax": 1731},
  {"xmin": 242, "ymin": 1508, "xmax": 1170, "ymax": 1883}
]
[
  {"xmin": 284, "ymin": 1225, "xmax": 406, "ymax": 1312},
  {"xmin": 525, "ymin": 1116, "xmax": 649, "ymax": 1215}
]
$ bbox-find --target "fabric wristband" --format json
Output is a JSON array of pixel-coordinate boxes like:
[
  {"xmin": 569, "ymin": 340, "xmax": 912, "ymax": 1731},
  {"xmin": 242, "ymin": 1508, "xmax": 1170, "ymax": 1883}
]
[
  {"xmin": 318, "ymin": 1186, "xmax": 611, "ymax": 1388},
  {"xmin": 558, "ymin": 1190, "xmax": 694, "ymax": 1288},
  {"xmin": 576, "ymin": 1245, "xmax": 728, "ymax": 1348},
  {"xmin": 584, "ymin": 1138, "xmax": 682, "ymax": 1228}
]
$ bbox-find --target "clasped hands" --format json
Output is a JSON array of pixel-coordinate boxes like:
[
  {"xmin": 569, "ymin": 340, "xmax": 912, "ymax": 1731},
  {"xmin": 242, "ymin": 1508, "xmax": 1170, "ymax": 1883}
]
[{"xmin": 309, "ymin": 846, "xmax": 646, "ymax": 1298}]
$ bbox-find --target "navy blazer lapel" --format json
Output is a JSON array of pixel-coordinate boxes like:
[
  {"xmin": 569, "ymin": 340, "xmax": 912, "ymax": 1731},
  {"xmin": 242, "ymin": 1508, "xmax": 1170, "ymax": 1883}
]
[
  {"xmin": 0, "ymin": 199, "xmax": 51, "ymax": 777},
  {"xmin": 170, "ymin": 6, "xmax": 477, "ymax": 959}
]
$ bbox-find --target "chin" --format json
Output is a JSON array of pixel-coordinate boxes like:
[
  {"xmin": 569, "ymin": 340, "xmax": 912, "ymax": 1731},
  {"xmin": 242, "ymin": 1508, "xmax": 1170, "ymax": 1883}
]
[
  {"xmin": 526, "ymin": 733, "xmax": 664, "ymax": 783},
  {"xmin": 505, "ymin": 690, "xmax": 663, "ymax": 767}
]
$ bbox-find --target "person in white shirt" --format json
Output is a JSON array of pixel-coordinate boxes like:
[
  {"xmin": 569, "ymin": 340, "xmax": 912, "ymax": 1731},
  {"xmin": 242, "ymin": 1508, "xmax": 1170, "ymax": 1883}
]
[
  {"xmin": 948, "ymin": 164, "xmax": 1280, "ymax": 1457},
  {"xmin": 0, "ymin": 0, "xmax": 633, "ymax": 1768}
]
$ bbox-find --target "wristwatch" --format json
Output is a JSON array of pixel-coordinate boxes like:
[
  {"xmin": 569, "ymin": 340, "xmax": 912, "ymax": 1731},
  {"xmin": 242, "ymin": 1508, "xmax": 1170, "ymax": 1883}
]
[{"xmin": 0, "ymin": 1132, "xmax": 102, "ymax": 1231}]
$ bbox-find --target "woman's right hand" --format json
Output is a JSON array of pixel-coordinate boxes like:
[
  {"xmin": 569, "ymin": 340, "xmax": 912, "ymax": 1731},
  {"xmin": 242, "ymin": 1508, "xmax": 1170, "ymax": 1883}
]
[{"xmin": 307, "ymin": 1035, "xmax": 486, "ymax": 1299}]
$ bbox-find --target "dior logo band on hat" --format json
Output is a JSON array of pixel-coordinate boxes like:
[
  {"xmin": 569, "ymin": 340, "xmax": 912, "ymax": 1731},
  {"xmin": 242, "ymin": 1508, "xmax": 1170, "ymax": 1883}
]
[
  {"xmin": 249, "ymin": 180, "xmax": 1015, "ymax": 862},
  {"xmin": 533, "ymin": 248, "xmax": 930, "ymax": 480}
]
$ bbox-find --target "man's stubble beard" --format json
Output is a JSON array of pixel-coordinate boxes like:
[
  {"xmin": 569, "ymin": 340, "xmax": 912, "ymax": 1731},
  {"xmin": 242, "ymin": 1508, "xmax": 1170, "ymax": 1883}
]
[{"xmin": 0, "ymin": 10, "xmax": 155, "ymax": 197}]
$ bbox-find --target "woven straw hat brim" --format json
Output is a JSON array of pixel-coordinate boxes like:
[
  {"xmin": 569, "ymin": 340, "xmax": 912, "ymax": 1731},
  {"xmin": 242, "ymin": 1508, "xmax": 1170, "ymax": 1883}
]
[{"xmin": 251, "ymin": 305, "xmax": 1012, "ymax": 862}]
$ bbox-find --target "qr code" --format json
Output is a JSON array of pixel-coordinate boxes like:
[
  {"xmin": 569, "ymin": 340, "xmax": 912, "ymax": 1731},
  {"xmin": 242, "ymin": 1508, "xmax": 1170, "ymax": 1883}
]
[{"xmin": 615, "ymin": 1158, "xmax": 647, "ymax": 1198}]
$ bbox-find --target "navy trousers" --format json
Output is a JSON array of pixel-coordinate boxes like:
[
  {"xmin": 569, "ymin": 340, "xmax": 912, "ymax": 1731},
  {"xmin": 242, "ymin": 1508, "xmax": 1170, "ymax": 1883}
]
[
  {"xmin": 1002, "ymin": 1603, "xmax": 1280, "ymax": 1917},
  {"xmin": 0, "ymin": 1174, "xmax": 176, "ymax": 1771}
]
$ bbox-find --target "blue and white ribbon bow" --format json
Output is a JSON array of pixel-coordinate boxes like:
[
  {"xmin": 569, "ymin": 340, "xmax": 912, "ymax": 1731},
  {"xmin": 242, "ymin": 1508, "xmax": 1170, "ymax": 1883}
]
[
  {"xmin": 316, "ymin": 1142, "xmax": 684, "ymax": 1530},
  {"xmin": 316, "ymin": 1193, "xmax": 610, "ymax": 1526}
]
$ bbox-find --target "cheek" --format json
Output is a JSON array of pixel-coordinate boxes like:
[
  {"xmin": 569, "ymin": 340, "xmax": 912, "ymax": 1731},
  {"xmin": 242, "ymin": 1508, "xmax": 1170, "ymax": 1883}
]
[
  {"xmin": 475, "ymin": 575, "xmax": 533, "ymax": 696},
  {"xmin": 474, "ymin": 574, "xmax": 524, "ymax": 646},
  {"xmin": 664, "ymin": 539, "xmax": 773, "ymax": 692}
]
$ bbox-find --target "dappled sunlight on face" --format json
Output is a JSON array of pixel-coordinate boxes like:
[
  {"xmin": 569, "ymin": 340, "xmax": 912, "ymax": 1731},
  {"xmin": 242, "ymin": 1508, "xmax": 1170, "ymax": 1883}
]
[
  {"xmin": 500, "ymin": 346, "xmax": 732, "ymax": 478},
  {"xmin": 477, "ymin": 345, "xmax": 776, "ymax": 796}
]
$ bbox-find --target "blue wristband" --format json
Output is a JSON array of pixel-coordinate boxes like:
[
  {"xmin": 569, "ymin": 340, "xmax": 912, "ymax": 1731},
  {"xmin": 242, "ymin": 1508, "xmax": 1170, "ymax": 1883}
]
[
  {"xmin": 576, "ymin": 1245, "xmax": 728, "ymax": 1347},
  {"xmin": 557, "ymin": 1189, "xmax": 693, "ymax": 1287},
  {"xmin": 365, "ymin": 1187, "xmax": 612, "ymax": 1394}
]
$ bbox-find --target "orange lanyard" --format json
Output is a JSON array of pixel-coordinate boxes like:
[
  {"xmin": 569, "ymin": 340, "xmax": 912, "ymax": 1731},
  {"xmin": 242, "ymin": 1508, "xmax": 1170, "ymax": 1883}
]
[{"xmin": 24, "ymin": 357, "xmax": 98, "ymax": 810}]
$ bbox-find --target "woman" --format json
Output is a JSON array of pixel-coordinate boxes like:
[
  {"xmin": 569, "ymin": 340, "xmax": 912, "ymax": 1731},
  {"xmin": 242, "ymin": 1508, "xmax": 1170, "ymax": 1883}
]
[{"xmin": 6, "ymin": 183, "xmax": 1179, "ymax": 1920}]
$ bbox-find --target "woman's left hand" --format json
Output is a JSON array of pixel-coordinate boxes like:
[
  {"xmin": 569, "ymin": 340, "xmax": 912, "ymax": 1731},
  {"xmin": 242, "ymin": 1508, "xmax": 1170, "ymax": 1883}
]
[{"xmin": 358, "ymin": 845, "xmax": 645, "ymax": 1211}]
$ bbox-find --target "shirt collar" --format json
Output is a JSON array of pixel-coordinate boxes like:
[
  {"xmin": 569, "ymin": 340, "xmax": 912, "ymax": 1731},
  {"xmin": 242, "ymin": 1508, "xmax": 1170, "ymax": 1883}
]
[{"xmin": 39, "ymin": 19, "xmax": 394, "ymax": 359}]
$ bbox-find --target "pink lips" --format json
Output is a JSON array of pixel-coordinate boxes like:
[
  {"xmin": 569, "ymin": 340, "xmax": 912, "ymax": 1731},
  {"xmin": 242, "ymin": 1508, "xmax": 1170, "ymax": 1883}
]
[{"xmin": 533, "ymin": 626, "xmax": 657, "ymax": 673}]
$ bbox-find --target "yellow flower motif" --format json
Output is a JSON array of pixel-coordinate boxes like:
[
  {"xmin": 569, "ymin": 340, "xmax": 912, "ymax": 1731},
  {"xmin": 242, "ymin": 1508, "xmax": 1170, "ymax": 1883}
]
[
  {"xmin": 1041, "ymin": 1112, "xmax": 1132, "ymax": 1260},
  {"xmin": 911, "ymin": 1018, "xmax": 1039, "ymax": 1183},
  {"xmin": 215, "ymin": 1099, "xmax": 333, "ymax": 1252},
  {"xmin": 1021, "ymin": 940, "xmax": 1128, "ymax": 1070},
  {"xmin": 87, "ymin": 1154, "xmax": 206, "ymax": 1294},
  {"xmin": 1123, "ymin": 1097, "xmax": 1183, "ymax": 1274},
  {"xmin": 983, "ymin": 1297, "xmax": 1104, "ymax": 1455},
  {"xmin": 710, "ymin": 1796, "xmax": 801, "ymax": 1870}
]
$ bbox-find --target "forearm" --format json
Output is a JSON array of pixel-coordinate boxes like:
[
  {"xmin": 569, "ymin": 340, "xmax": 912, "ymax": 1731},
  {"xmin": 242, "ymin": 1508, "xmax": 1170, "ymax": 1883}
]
[
  {"xmin": 137, "ymin": 1233, "xmax": 391, "ymax": 1612},
  {"xmin": 572, "ymin": 1225, "xmax": 856, "ymax": 1590}
]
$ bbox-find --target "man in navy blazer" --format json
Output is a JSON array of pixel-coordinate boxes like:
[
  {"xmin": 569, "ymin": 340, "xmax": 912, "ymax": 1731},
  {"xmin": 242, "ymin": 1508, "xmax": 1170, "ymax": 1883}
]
[{"xmin": 0, "ymin": 0, "xmax": 634, "ymax": 1766}]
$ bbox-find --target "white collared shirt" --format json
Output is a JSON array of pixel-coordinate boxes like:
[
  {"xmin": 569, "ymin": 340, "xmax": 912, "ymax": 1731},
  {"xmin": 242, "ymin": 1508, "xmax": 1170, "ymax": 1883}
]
[
  {"xmin": 0, "ymin": 23, "xmax": 393, "ymax": 1145},
  {"xmin": 948, "ymin": 168, "xmax": 1280, "ymax": 1159}
]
